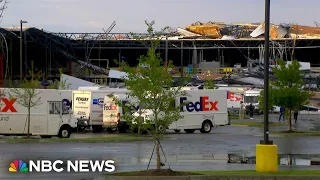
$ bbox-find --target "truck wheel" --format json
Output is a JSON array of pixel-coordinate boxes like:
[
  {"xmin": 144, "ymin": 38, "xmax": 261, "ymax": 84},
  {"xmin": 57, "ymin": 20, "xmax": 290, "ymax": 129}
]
[
  {"xmin": 200, "ymin": 120, "xmax": 212, "ymax": 133},
  {"xmin": 184, "ymin": 129, "xmax": 195, "ymax": 133},
  {"xmin": 174, "ymin": 129, "xmax": 181, "ymax": 133},
  {"xmin": 58, "ymin": 126, "xmax": 71, "ymax": 138},
  {"xmin": 106, "ymin": 127, "xmax": 117, "ymax": 133}
]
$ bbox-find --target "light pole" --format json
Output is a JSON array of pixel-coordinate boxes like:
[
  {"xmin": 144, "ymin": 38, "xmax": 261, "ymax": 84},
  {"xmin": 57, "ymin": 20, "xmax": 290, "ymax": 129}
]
[
  {"xmin": 255, "ymin": 0, "xmax": 277, "ymax": 172},
  {"xmin": 20, "ymin": 20, "xmax": 27, "ymax": 83},
  {"xmin": 261, "ymin": 0, "xmax": 272, "ymax": 145}
]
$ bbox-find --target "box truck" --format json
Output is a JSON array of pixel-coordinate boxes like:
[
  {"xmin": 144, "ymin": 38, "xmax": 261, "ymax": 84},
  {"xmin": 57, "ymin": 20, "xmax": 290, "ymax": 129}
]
[
  {"xmin": 103, "ymin": 94, "xmax": 139, "ymax": 133},
  {"xmin": 72, "ymin": 89, "xmax": 129, "ymax": 132},
  {"xmin": 132, "ymin": 89, "xmax": 229, "ymax": 134},
  {"xmin": 0, "ymin": 89, "xmax": 77, "ymax": 138}
]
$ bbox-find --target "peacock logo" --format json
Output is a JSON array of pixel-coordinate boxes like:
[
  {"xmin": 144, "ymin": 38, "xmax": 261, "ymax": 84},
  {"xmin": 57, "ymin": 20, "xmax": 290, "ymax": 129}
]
[{"xmin": 9, "ymin": 160, "xmax": 29, "ymax": 172}]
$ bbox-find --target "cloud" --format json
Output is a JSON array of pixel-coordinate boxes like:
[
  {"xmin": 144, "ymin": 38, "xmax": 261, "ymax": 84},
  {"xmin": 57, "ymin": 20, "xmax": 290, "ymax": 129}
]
[{"xmin": 86, "ymin": 21, "xmax": 104, "ymax": 29}]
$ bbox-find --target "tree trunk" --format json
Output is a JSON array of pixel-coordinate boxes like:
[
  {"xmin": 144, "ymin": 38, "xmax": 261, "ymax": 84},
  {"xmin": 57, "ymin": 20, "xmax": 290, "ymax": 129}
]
[
  {"xmin": 138, "ymin": 109, "xmax": 141, "ymax": 136},
  {"xmin": 289, "ymin": 109, "xmax": 292, "ymax": 132},
  {"xmin": 156, "ymin": 140, "xmax": 161, "ymax": 170},
  {"xmin": 27, "ymin": 106, "xmax": 31, "ymax": 138}
]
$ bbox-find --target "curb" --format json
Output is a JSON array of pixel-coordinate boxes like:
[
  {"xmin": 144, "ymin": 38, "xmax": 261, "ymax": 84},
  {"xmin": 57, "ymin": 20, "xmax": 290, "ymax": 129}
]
[{"xmin": 104, "ymin": 175, "xmax": 320, "ymax": 180}]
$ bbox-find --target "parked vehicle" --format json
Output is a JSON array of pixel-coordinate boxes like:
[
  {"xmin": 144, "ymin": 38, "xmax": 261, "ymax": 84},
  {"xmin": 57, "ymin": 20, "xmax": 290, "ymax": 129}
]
[
  {"xmin": 132, "ymin": 89, "xmax": 229, "ymax": 134},
  {"xmin": 72, "ymin": 89, "xmax": 129, "ymax": 132},
  {"xmin": 103, "ymin": 93, "xmax": 138, "ymax": 133},
  {"xmin": 0, "ymin": 89, "xmax": 77, "ymax": 138}
]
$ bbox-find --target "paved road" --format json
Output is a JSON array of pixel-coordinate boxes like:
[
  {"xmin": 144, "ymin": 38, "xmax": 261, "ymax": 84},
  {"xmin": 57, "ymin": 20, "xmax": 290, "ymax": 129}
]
[{"xmin": 1, "ymin": 114, "xmax": 320, "ymax": 180}]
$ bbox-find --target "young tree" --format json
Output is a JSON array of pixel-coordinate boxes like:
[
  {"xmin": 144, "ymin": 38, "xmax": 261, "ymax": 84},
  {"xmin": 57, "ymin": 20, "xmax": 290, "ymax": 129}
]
[
  {"xmin": 259, "ymin": 59, "xmax": 313, "ymax": 131},
  {"xmin": 8, "ymin": 62, "xmax": 42, "ymax": 138},
  {"xmin": 258, "ymin": 86, "xmax": 275, "ymax": 112},
  {"xmin": 110, "ymin": 20, "xmax": 188, "ymax": 170}
]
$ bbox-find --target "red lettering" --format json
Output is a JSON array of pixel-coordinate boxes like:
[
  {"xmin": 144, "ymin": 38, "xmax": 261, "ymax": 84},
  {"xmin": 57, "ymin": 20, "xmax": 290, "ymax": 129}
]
[
  {"xmin": 201, "ymin": 96, "xmax": 210, "ymax": 111},
  {"xmin": 209, "ymin": 101, "xmax": 218, "ymax": 110},
  {"xmin": 1, "ymin": 98, "xmax": 17, "ymax": 112}
]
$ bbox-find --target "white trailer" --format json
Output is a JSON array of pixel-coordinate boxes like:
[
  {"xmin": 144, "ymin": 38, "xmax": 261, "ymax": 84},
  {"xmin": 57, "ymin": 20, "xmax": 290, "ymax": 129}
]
[
  {"xmin": 133, "ymin": 89, "xmax": 229, "ymax": 134},
  {"xmin": 72, "ymin": 89, "xmax": 129, "ymax": 132},
  {"xmin": 0, "ymin": 89, "xmax": 77, "ymax": 138}
]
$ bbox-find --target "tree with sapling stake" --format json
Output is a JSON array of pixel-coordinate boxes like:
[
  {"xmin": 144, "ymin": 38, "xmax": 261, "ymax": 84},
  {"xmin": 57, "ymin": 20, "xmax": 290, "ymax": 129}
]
[
  {"xmin": 259, "ymin": 59, "xmax": 313, "ymax": 132},
  {"xmin": 8, "ymin": 62, "xmax": 42, "ymax": 138},
  {"xmin": 109, "ymin": 20, "xmax": 189, "ymax": 172}
]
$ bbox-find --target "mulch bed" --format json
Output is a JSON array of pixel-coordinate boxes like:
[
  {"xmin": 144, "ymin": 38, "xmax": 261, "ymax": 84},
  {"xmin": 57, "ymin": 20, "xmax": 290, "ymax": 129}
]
[{"xmin": 114, "ymin": 169, "xmax": 199, "ymax": 176}]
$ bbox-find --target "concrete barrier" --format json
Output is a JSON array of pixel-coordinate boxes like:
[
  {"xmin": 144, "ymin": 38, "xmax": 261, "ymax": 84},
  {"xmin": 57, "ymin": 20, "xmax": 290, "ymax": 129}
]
[{"xmin": 104, "ymin": 175, "xmax": 320, "ymax": 180}]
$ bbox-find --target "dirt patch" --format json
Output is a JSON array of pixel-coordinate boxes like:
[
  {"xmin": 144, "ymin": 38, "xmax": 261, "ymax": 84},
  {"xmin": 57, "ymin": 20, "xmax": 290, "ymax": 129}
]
[{"xmin": 113, "ymin": 169, "xmax": 199, "ymax": 176}]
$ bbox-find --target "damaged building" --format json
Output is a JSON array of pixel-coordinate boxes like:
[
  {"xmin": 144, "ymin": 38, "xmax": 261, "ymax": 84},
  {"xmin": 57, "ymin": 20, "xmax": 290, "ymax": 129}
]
[{"xmin": 0, "ymin": 21, "xmax": 319, "ymax": 85}]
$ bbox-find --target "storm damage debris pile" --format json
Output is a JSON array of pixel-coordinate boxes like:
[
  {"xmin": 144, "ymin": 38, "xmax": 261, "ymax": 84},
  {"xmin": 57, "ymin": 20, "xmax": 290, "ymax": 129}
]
[{"xmin": 175, "ymin": 21, "xmax": 320, "ymax": 40}]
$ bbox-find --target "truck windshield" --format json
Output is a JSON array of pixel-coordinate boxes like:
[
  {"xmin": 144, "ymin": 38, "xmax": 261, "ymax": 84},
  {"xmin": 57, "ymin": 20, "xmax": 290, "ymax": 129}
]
[{"xmin": 244, "ymin": 96, "xmax": 259, "ymax": 104}]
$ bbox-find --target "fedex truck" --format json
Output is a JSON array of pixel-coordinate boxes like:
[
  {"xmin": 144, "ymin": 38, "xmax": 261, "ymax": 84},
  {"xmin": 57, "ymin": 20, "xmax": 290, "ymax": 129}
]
[
  {"xmin": 0, "ymin": 89, "xmax": 77, "ymax": 138},
  {"xmin": 72, "ymin": 89, "xmax": 129, "ymax": 132},
  {"xmin": 103, "ymin": 94, "xmax": 138, "ymax": 133},
  {"xmin": 133, "ymin": 89, "xmax": 229, "ymax": 134}
]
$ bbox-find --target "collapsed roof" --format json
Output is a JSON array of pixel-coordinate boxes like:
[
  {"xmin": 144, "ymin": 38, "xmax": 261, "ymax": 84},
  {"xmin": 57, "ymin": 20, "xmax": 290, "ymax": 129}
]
[{"xmin": 175, "ymin": 21, "xmax": 320, "ymax": 40}]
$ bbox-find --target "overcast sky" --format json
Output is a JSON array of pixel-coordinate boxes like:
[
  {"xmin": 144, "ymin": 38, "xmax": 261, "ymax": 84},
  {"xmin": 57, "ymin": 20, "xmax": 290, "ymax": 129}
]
[{"xmin": 1, "ymin": 0, "xmax": 319, "ymax": 33}]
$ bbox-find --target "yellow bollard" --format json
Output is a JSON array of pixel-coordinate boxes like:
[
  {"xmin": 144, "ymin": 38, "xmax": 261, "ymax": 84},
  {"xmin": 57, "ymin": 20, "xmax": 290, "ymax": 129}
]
[{"xmin": 256, "ymin": 144, "xmax": 278, "ymax": 172}]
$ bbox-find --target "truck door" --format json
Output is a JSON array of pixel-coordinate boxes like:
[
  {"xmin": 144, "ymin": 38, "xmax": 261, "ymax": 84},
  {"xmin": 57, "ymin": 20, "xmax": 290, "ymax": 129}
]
[{"xmin": 47, "ymin": 101, "xmax": 62, "ymax": 135}]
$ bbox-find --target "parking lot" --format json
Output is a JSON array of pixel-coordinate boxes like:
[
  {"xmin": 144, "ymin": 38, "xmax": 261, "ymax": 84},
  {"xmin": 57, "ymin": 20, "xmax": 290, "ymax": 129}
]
[{"xmin": 1, "ymin": 113, "xmax": 320, "ymax": 179}]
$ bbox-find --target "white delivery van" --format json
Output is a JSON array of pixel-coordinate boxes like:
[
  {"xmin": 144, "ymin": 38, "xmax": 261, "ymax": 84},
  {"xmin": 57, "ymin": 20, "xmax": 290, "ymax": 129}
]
[
  {"xmin": 0, "ymin": 88, "xmax": 77, "ymax": 138},
  {"xmin": 72, "ymin": 89, "xmax": 129, "ymax": 132},
  {"xmin": 103, "ymin": 94, "xmax": 138, "ymax": 133},
  {"xmin": 133, "ymin": 89, "xmax": 229, "ymax": 134},
  {"xmin": 243, "ymin": 89, "xmax": 262, "ymax": 115}
]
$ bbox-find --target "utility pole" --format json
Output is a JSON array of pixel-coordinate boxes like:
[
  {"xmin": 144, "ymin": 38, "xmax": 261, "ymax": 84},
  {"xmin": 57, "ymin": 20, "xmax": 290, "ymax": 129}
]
[
  {"xmin": 180, "ymin": 41, "xmax": 183, "ymax": 77},
  {"xmin": 261, "ymin": 0, "xmax": 273, "ymax": 145},
  {"xmin": 20, "ymin": 20, "xmax": 27, "ymax": 83}
]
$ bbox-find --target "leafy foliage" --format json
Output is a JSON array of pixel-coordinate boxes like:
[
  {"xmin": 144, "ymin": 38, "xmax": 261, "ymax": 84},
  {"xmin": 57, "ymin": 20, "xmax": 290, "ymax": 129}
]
[
  {"xmin": 259, "ymin": 59, "xmax": 313, "ymax": 131},
  {"xmin": 204, "ymin": 80, "xmax": 216, "ymax": 89},
  {"xmin": 109, "ymin": 21, "xmax": 188, "ymax": 170}
]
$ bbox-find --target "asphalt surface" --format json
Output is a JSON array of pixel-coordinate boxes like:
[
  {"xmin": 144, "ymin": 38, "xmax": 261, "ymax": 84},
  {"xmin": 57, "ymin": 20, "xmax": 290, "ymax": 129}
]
[{"xmin": 1, "ymin": 114, "xmax": 320, "ymax": 180}]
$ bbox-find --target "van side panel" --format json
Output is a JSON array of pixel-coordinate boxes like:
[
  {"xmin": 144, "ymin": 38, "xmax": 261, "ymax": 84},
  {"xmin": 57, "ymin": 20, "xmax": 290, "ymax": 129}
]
[{"xmin": 173, "ymin": 90, "xmax": 228, "ymax": 130}]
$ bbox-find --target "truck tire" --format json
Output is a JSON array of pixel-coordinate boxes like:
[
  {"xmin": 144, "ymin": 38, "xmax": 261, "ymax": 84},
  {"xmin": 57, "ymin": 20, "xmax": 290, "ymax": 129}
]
[
  {"xmin": 106, "ymin": 127, "xmax": 117, "ymax": 133},
  {"xmin": 200, "ymin": 120, "xmax": 212, "ymax": 133},
  {"xmin": 92, "ymin": 125, "xmax": 103, "ymax": 133},
  {"xmin": 58, "ymin": 126, "xmax": 71, "ymax": 138},
  {"xmin": 174, "ymin": 129, "xmax": 181, "ymax": 133},
  {"xmin": 184, "ymin": 129, "xmax": 195, "ymax": 133}
]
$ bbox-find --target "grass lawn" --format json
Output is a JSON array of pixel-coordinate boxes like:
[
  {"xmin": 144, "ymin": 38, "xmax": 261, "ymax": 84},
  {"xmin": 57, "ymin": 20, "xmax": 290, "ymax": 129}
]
[
  {"xmin": 271, "ymin": 130, "xmax": 320, "ymax": 136},
  {"xmin": 4, "ymin": 135, "xmax": 150, "ymax": 144},
  {"xmin": 229, "ymin": 115, "xmax": 249, "ymax": 119},
  {"xmin": 231, "ymin": 121, "xmax": 286, "ymax": 127},
  {"xmin": 189, "ymin": 170, "xmax": 320, "ymax": 175}
]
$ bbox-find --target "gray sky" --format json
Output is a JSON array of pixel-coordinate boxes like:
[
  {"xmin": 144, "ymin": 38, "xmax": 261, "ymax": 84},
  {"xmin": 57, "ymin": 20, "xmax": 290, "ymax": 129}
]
[{"xmin": 1, "ymin": 0, "xmax": 319, "ymax": 33}]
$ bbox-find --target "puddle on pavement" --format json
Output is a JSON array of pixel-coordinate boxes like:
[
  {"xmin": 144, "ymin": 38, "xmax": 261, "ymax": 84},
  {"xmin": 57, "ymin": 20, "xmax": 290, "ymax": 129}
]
[{"xmin": 112, "ymin": 153, "xmax": 320, "ymax": 166}]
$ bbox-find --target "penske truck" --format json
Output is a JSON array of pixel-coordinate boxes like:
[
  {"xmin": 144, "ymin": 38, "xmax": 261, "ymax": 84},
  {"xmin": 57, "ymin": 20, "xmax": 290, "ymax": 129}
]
[
  {"xmin": 0, "ymin": 89, "xmax": 77, "ymax": 138},
  {"xmin": 72, "ymin": 89, "xmax": 129, "ymax": 132},
  {"xmin": 132, "ymin": 89, "xmax": 229, "ymax": 134}
]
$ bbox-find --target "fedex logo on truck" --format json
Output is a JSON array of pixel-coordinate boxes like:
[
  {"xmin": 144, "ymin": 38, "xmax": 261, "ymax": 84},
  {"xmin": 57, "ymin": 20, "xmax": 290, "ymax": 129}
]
[
  {"xmin": 180, "ymin": 96, "xmax": 218, "ymax": 112},
  {"xmin": 103, "ymin": 104, "xmax": 117, "ymax": 111}
]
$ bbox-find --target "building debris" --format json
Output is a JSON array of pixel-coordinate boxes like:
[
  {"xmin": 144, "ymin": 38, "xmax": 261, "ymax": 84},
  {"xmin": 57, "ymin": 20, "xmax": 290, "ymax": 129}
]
[{"xmin": 174, "ymin": 21, "xmax": 320, "ymax": 40}]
